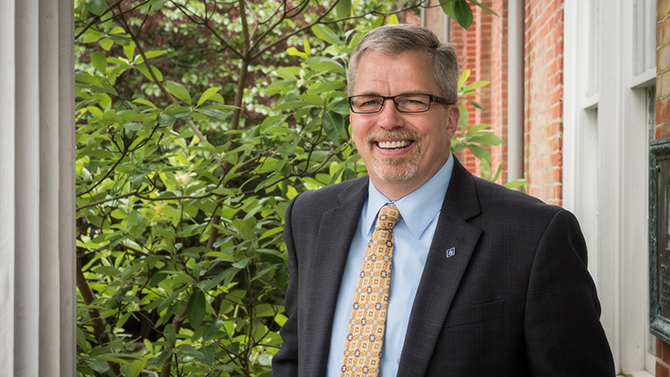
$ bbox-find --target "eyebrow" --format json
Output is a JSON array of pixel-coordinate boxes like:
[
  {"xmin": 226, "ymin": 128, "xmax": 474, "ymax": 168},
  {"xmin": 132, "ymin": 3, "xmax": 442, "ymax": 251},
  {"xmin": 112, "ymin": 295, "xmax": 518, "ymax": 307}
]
[{"xmin": 352, "ymin": 91, "xmax": 433, "ymax": 96}]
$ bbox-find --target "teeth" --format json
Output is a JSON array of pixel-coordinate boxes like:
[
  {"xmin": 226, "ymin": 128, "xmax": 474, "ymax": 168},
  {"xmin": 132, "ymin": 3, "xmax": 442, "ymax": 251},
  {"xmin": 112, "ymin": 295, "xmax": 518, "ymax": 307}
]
[{"xmin": 378, "ymin": 140, "xmax": 411, "ymax": 149}]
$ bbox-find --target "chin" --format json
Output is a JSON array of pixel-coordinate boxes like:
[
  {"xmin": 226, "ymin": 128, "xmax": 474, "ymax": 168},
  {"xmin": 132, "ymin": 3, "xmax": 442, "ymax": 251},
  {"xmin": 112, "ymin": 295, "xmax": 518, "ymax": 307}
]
[{"xmin": 372, "ymin": 161, "xmax": 419, "ymax": 183}]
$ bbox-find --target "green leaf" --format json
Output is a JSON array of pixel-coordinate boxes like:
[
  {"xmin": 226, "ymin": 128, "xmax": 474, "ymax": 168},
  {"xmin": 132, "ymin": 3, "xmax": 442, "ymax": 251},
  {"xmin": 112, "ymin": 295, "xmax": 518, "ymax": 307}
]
[
  {"xmin": 85, "ymin": 0, "xmax": 107, "ymax": 16},
  {"xmin": 127, "ymin": 210, "xmax": 140, "ymax": 228},
  {"xmin": 99, "ymin": 38, "xmax": 112, "ymax": 51},
  {"xmin": 305, "ymin": 57, "xmax": 344, "ymax": 73},
  {"xmin": 467, "ymin": 134, "xmax": 502, "ymax": 146},
  {"xmin": 123, "ymin": 123, "xmax": 142, "ymax": 131},
  {"xmin": 298, "ymin": 94, "xmax": 323, "ymax": 107},
  {"xmin": 123, "ymin": 42, "xmax": 136, "ymax": 61},
  {"xmin": 164, "ymin": 324, "xmax": 176, "ymax": 344},
  {"xmin": 133, "ymin": 98, "xmax": 156, "ymax": 108},
  {"xmin": 322, "ymin": 111, "xmax": 344, "ymax": 142},
  {"xmin": 90, "ymin": 52, "xmax": 107, "ymax": 74},
  {"xmin": 458, "ymin": 103, "xmax": 469, "ymax": 132},
  {"xmin": 311, "ymin": 24, "xmax": 340, "ymax": 45},
  {"xmin": 135, "ymin": 64, "xmax": 163, "ymax": 82},
  {"xmin": 335, "ymin": 0, "xmax": 351, "ymax": 18},
  {"xmin": 504, "ymin": 179, "xmax": 526, "ymax": 189},
  {"xmin": 492, "ymin": 161, "xmax": 503, "ymax": 182},
  {"xmin": 259, "ymin": 227, "xmax": 283, "ymax": 240},
  {"xmin": 441, "ymin": 0, "xmax": 456, "ymax": 18},
  {"xmin": 85, "ymin": 358, "xmax": 109, "ymax": 374},
  {"xmin": 232, "ymin": 258, "xmax": 250, "ymax": 269},
  {"xmin": 276, "ymin": 68, "xmax": 298, "ymax": 81},
  {"xmin": 77, "ymin": 327, "xmax": 88, "ymax": 352},
  {"xmin": 197, "ymin": 87, "xmax": 221, "ymax": 107},
  {"xmin": 197, "ymin": 108, "xmax": 229, "ymax": 120},
  {"xmin": 466, "ymin": 143, "xmax": 491, "ymax": 161},
  {"xmin": 464, "ymin": 80, "xmax": 491, "ymax": 92},
  {"xmin": 93, "ymin": 266, "xmax": 120, "ymax": 277},
  {"xmin": 128, "ymin": 359, "xmax": 146, "ymax": 377},
  {"xmin": 166, "ymin": 81, "xmax": 192, "ymax": 105},
  {"xmin": 463, "ymin": 97, "xmax": 485, "ymax": 111},
  {"xmin": 200, "ymin": 346, "xmax": 216, "ymax": 366},
  {"xmin": 387, "ymin": 14, "xmax": 399, "ymax": 24},
  {"xmin": 307, "ymin": 80, "xmax": 345, "ymax": 95},
  {"xmin": 197, "ymin": 270, "xmax": 228, "ymax": 292},
  {"xmin": 157, "ymin": 113, "xmax": 176, "ymax": 127},
  {"xmin": 273, "ymin": 100, "xmax": 311, "ymax": 111},
  {"xmin": 458, "ymin": 69, "xmax": 471, "ymax": 91},
  {"xmin": 82, "ymin": 29, "xmax": 103, "ymax": 44},
  {"xmin": 187, "ymin": 289, "xmax": 206, "ymax": 329},
  {"xmin": 469, "ymin": 0, "xmax": 499, "ymax": 16},
  {"xmin": 158, "ymin": 291, "xmax": 178, "ymax": 314},
  {"xmin": 453, "ymin": 0, "xmax": 474, "ymax": 29},
  {"xmin": 286, "ymin": 47, "xmax": 309, "ymax": 59},
  {"xmin": 466, "ymin": 123, "xmax": 491, "ymax": 136},
  {"xmin": 151, "ymin": 0, "xmax": 167, "ymax": 12}
]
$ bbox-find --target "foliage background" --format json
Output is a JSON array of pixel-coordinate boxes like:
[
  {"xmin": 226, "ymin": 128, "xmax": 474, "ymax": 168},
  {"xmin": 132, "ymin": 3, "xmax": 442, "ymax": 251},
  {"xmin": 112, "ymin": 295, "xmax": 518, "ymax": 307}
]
[{"xmin": 74, "ymin": 1, "xmax": 503, "ymax": 376}]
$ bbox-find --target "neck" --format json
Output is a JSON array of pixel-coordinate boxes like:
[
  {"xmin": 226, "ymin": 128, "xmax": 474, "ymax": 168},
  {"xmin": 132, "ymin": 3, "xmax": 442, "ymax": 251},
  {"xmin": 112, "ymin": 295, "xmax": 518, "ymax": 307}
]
[{"xmin": 371, "ymin": 179, "xmax": 424, "ymax": 202}]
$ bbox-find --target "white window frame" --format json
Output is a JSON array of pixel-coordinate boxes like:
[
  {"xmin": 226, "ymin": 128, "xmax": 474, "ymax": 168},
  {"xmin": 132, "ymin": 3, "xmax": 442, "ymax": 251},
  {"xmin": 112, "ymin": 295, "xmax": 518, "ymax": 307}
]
[{"xmin": 564, "ymin": 0, "xmax": 656, "ymax": 375}]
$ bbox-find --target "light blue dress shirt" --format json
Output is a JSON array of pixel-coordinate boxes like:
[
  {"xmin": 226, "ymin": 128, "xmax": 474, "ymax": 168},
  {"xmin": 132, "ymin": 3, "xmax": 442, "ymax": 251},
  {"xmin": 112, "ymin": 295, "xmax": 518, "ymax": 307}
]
[{"xmin": 326, "ymin": 154, "xmax": 454, "ymax": 377}]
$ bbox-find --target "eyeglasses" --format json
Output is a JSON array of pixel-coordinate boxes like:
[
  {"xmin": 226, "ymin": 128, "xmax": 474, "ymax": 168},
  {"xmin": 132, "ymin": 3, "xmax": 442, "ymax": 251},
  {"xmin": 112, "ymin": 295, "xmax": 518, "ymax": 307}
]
[{"xmin": 348, "ymin": 94, "xmax": 452, "ymax": 114}]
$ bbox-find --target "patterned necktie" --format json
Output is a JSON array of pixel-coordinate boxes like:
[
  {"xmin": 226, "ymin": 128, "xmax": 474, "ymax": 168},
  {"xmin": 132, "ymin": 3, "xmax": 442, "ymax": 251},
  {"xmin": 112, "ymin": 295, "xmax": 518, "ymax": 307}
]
[{"xmin": 341, "ymin": 204, "xmax": 401, "ymax": 377}]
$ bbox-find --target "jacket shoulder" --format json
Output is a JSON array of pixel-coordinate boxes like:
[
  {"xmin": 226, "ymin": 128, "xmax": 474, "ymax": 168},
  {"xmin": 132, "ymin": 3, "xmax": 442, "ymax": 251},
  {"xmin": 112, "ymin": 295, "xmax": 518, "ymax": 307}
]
[
  {"xmin": 289, "ymin": 176, "xmax": 368, "ymax": 214},
  {"xmin": 472, "ymin": 175, "xmax": 563, "ymax": 217}
]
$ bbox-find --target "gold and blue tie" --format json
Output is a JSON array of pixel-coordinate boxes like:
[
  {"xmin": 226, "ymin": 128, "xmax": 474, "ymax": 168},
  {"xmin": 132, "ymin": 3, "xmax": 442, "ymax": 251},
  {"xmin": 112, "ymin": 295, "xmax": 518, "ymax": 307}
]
[{"xmin": 341, "ymin": 204, "xmax": 401, "ymax": 377}]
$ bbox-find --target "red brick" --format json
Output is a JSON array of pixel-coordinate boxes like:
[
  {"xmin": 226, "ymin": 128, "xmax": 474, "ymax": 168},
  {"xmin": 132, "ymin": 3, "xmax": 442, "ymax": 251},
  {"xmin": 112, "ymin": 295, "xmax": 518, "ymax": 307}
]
[
  {"xmin": 658, "ymin": 361, "xmax": 670, "ymax": 377},
  {"xmin": 656, "ymin": 124, "xmax": 670, "ymax": 139},
  {"xmin": 662, "ymin": 71, "xmax": 670, "ymax": 99},
  {"xmin": 658, "ymin": 98, "xmax": 670, "ymax": 126},
  {"xmin": 659, "ymin": 338, "xmax": 664, "ymax": 359},
  {"xmin": 659, "ymin": 17, "xmax": 670, "ymax": 47},
  {"xmin": 665, "ymin": 340, "xmax": 670, "ymax": 365},
  {"xmin": 660, "ymin": 0, "xmax": 670, "ymax": 21}
]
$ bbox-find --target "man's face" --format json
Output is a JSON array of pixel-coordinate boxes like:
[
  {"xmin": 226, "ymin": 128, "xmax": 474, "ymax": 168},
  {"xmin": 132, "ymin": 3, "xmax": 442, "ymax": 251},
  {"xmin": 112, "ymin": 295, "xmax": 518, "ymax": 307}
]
[{"xmin": 350, "ymin": 50, "xmax": 459, "ymax": 200}]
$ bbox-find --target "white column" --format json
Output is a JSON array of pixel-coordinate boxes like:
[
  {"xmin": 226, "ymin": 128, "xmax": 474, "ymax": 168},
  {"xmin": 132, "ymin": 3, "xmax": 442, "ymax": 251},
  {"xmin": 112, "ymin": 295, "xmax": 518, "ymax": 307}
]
[
  {"xmin": 0, "ymin": 0, "xmax": 75, "ymax": 376},
  {"xmin": 506, "ymin": 0, "xmax": 524, "ymax": 183}
]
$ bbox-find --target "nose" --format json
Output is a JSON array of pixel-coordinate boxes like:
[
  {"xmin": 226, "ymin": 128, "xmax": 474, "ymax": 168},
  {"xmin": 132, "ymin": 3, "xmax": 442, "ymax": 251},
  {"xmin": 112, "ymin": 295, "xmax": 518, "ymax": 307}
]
[{"xmin": 377, "ymin": 98, "xmax": 403, "ymax": 130}]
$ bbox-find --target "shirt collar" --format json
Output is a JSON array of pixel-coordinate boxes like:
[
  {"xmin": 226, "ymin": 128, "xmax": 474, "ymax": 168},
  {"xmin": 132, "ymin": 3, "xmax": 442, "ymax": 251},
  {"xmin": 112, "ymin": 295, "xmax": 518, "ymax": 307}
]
[{"xmin": 365, "ymin": 153, "xmax": 454, "ymax": 239}]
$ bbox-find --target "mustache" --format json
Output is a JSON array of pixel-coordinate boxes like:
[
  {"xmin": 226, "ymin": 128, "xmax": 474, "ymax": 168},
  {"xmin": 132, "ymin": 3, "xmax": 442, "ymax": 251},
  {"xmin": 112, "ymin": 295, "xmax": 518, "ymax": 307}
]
[{"xmin": 365, "ymin": 130, "xmax": 420, "ymax": 143}]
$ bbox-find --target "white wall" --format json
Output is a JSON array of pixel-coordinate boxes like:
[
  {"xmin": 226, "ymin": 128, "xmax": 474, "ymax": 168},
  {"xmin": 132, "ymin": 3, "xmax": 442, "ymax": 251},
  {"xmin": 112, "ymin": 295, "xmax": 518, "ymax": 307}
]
[{"xmin": 0, "ymin": 0, "xmax": 76, "ymax": 375}]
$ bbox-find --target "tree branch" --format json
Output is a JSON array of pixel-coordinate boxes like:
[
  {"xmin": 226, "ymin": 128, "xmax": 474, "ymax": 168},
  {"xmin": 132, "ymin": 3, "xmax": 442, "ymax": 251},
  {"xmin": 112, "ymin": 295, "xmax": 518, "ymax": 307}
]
[
  {"xmin": 77, "ymin": 257, "xmax": 121, "ymax": 375},
  {"xmin": 74, "ymin": 0, "xmax": 125, "ymax": 40},
  {"xmin": 76, "ymin": 191, "xmax": 213, "ymax": 211}
]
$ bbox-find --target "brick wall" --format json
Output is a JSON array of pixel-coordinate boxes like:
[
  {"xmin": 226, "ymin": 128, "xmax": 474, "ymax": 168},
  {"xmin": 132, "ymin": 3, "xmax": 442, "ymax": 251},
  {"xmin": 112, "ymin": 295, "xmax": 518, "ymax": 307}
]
[
  {"xmin": 424, "ymin": 0, "xmax": 565, "ymax": 199},
  {"xmin": 490, "ymin": 0, "xmax": 509, "ymax": 183},
  {"xmin": 450, "ymin": 1, "xmax": 498, "ymax": 179},
  {"xmin": 524, "ymin": 0, "xmax": 564, "ymax": 206},
  {"xmin": 658, "ymin": 0, "xmax": 670, "ymax": 140},
  {"xmin": 657, "ymin": 0, "xmax": 670, "ymax": 375}
]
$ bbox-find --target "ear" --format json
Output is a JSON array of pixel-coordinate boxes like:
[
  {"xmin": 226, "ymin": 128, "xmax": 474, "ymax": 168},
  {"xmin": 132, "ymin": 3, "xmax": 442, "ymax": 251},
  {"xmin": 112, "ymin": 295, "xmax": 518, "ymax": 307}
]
[{"xmin": 446, "ymin": 104, "xmax": 460, "ymax": 138}]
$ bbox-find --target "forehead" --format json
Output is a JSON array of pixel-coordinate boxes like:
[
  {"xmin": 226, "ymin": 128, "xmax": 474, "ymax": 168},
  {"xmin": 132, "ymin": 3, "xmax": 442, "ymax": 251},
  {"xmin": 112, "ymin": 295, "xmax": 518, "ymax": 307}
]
[{"xmin": 354, "ymin": 50, "xmax": 438, "ymax": 95}]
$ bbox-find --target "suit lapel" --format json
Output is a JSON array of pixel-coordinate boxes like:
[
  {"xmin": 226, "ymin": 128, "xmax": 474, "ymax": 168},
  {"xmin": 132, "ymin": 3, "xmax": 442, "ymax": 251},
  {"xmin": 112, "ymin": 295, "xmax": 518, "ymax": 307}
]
[
  {"xmin": 397, "ymin": 159, "xmax": 483, "ymax": 376},
  {"xmin": 301, "ymin": 178, "xmax": 369, "ymax": 374}
]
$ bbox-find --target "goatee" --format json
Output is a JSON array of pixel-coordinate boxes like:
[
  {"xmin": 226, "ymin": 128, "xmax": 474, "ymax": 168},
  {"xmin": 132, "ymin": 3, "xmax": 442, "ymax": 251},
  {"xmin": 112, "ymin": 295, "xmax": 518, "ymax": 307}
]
[{"xmin": 366, "ymin": 130, "xmax": 421, "ymax": 182}]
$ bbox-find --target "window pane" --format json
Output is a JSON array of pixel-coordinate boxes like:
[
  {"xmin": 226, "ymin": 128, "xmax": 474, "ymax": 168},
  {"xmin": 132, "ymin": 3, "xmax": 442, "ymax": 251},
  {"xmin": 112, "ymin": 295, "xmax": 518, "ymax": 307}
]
[{"xmin": 634, "ymin": 0, "xmax": 657, "ymax": 76}]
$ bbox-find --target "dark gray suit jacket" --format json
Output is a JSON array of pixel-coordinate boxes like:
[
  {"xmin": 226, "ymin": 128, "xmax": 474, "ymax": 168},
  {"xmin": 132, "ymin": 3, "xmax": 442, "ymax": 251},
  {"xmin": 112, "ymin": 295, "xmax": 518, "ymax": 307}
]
[{"xmin": 272, "ymin": 158, "xmax": 615, "ymax": 376}]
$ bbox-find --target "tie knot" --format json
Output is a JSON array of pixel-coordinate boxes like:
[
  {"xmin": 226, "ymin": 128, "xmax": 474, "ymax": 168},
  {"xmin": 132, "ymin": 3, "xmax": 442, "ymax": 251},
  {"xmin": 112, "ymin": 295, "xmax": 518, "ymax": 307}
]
[{"xmin": 376, "ymin": 204, "xmax": 401, "ymax": 230}]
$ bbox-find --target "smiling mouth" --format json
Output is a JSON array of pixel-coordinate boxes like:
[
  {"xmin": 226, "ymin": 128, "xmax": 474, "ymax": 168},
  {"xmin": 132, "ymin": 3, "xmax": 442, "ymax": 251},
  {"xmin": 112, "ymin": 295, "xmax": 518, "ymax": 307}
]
[{"xmin": 376, "ymin": 140, "xmax": 413, "ymax": 150}]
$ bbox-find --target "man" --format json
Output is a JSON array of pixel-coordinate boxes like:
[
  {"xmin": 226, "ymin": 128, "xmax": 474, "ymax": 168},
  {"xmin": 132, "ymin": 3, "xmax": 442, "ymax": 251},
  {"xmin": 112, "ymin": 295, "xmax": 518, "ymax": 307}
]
[{"xmin": 272, "ymin": 24, "xmax": 615, "ymax": 376}]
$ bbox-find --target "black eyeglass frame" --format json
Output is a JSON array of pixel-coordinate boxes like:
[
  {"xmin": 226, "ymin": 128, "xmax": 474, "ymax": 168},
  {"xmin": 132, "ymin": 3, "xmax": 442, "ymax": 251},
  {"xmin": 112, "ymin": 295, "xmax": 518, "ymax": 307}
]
[{"xmin": 348, "ymin": 94, "xmax": 453, "ymax": 114}]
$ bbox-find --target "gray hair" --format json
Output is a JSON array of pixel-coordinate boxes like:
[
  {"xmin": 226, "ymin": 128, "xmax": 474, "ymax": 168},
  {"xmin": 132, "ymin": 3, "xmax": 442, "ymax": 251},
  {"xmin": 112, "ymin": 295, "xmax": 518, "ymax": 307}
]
[{"xmin": 347, "ymin": 24, "xmax": 459, "ymax": 104}]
